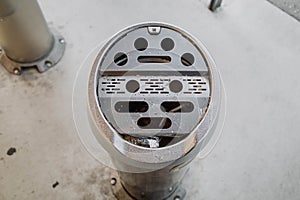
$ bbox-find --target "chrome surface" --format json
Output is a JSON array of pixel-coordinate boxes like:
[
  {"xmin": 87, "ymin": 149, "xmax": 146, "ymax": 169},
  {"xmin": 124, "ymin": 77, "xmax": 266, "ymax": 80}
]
[
  {"xmin": 87, "ymin": 22, "xmax": 222, "ymax": 199},
  {"xmin": 88, "ymin": 22, "xmax": 222, "ymax": 165}
]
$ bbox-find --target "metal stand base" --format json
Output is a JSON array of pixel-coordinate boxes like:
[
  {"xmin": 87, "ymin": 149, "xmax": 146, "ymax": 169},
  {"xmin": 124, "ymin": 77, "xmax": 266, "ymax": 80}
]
[
  {"xmin": 0, "ymin": 29, "xmax": 65, "ymax": 75},
  {"xmin": 110, "ymin": 170, "xmax": 186, "ymax": 200}
]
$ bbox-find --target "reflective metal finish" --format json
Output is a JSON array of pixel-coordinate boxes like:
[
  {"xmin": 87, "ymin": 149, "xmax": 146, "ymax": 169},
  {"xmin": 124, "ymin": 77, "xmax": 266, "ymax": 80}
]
[{"xmin": 88, "ymin": 22, "xmax": 222, "ymax": 199}]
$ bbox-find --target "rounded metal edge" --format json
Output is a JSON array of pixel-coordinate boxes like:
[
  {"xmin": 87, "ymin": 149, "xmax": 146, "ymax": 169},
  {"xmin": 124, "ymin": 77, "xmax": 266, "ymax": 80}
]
[
  {"xmin": 87, "ymin": 22, "xmax": 222, "ymax": 165},
  {"xmin": 0, "ymin": 28, "xmax": 66, "ymax": 75}
]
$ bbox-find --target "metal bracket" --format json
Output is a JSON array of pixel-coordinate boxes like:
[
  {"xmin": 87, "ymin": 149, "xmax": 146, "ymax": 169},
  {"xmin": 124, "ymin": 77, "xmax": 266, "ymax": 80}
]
[
  {"xmin": 0, "ymin": 29, "xmax": 65, "ymax": 75},
  {"xmin": 110, "ymin": 170, "xmax": 186, "ymax": 200}
]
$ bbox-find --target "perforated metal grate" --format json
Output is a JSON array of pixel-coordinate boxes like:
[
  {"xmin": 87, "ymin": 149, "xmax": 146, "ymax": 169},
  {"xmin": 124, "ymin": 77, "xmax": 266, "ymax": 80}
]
[{"xmin": 99, "ymin": 76, "xmax": 209, "ymax": 96}]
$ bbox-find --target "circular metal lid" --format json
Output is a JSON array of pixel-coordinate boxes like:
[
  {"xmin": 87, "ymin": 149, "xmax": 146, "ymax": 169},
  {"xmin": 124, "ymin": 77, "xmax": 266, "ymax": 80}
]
[{"xmin": 73, "ymin": 22, "xmax": 223, "ymax": 171}]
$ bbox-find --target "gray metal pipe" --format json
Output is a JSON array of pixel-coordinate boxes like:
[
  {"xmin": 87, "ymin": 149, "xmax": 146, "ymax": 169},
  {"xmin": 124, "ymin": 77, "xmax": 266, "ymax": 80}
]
[
  {"xmin": 0, "ymin": 0, "xmax": 53, "ymax": 63},
  {"xmin": 209, "ymin": 0, "xmax": 223, "ymax": 11},
  {"xmin": 85, "ymin": 22, "xmax": 223, "ymax": 200},
  {"xmin": 118, "ymin": 167, "xmax": 188, "ymax": 199},
  {"xmin": 0, "ymin": 0, "xmax": 15, "ymax": 17}
]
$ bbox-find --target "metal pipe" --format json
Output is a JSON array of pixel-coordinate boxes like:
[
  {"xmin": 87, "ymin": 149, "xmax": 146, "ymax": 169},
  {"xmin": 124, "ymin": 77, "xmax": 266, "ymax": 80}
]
[
  {"xmin": 209, "ymin": 0, "xmax": 223, "ymax": 11},
  {"xmin": 118, "ymin": 169, "xmax": 188, "ymax": 199},
  {"xmin": 0, "ymin": 0, "xmax": 15, "ymax": 17},
  {"xmin": 112, "ymin": 155, "xmax": 191, "ymax": 199},
  {"xmin": 85, "ymin": 23, "xmax": 223, "ymax": 199},
  {"xmin": 0, "ymin": 0, "xmax": 65, "ymax": 75},
  {"xmin": 0, "ymin": 0, "xmax": 53, "ymax": 63}
]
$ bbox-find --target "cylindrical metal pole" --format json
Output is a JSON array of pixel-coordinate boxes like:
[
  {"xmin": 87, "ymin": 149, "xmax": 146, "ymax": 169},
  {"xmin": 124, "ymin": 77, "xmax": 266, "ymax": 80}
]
[
  {"xmin": 0, "ymin": 0, "xmax": 53, "ymax": 63},
  {"xmin": 209, "ymin": 0, "xmax": 223, "ymax": 11},
  {"xmin": 85, "ymin": 23, "xmax": 223, "ymax": 200},
  {"xmin": 0, "ymin": 0, "xmax": 15, "ymax": 17},
  {"xmin": 117, "ymin": 164, "xmax": 189, "ymax": 199},
  {"xmin": 0, "ymin": 0, "xmax": 65, "ymax": 75}
]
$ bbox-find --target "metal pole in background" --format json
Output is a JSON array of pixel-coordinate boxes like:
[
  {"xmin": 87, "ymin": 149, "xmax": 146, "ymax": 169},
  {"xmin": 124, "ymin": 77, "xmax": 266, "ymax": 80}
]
[
  {"xmin": 209, "ymin": 0, "xmax": 223, "ymax": 11},
  {"xmin": 0, "ymin": 0, "xmax": 65, "ymax": 75}
]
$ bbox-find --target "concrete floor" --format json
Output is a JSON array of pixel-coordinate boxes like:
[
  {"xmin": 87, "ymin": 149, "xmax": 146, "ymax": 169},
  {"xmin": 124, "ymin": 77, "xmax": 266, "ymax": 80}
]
[{"xmin": 1, "ymin": 0, "xmax": 300, "ymax": 199}]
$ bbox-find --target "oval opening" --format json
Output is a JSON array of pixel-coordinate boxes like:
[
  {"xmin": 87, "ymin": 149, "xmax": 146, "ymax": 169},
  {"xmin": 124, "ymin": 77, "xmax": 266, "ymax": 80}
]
[
  {"xmin": 137, "ymin": 56, "xmax": 171, "ymax": 63},
  {"xmin": 161, "ymin": 101, "xmax": 194, "ymax": 113},
  {"xmin": 115, "ymin": 101, "xmax": 149, "ymax": 113},
  {"xmin": 137, "ymin": 117, "xmax": 172, "ymax": 129}
]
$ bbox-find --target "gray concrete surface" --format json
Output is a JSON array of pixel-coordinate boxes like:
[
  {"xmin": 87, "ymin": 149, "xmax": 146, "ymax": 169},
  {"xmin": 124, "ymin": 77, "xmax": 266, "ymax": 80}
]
[
  {"xmin": 1, "ymin": 0, "xmax": 300, "ymax": 199},
  {"xmin": 268, "ymin": 0, "xmax": 300, "ymax": 21}
]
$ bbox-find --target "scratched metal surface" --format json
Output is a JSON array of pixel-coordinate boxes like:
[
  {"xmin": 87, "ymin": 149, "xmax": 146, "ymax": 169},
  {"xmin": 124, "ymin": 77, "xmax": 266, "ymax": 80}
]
[{"xmin": 1, "ymin": 0, "xmax": 300, "ymax": 199}]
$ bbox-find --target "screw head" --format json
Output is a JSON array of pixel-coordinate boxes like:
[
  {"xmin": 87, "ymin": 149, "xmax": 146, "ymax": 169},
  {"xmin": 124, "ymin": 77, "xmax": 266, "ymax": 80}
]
[
  {"xmin": 169, "ymin": 187, "xmax": 173, "ymax": 192},
  {"xmin": 13, "ymin": 68, "xmax": 20, "ymax": 75},
  {"xmin": 110, "ymin": 178, "xmax": 116, "ymax": 186},
  {"xmin": 59, "ymin": 38, "xmax": 65, "ymax": 44},
  {"xmin": 45, "ymin": 61, "xmax": 53, "ymax": 68},
  {"xmin": 174, "ymin": 196, "xmax": 181, "ymax": 200}
]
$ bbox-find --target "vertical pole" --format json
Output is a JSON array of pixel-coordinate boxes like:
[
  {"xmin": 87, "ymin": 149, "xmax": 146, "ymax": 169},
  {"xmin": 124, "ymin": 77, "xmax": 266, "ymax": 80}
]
[
  {"xmin": 0, "ymin": 0, "xmax": 65, "ymax": 75},
  {"xmin": 209, "ymin": 0, "xmax": 223, "ymax": 12},
  {"xmin": 117, "ymin": 167, "xmax": 188, "ymax": 199}
]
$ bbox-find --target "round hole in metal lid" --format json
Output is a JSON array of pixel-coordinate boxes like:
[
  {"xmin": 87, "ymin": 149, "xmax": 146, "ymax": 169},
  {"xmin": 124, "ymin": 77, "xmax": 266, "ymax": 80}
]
[
  {"xmin": 181, "ymin": 53, "xmax": 195, "ymax": 66},
  {"xmin": 114, "ymin": 52, "xmax": 128, "ymax": 66},
  {"xmin": 126, "ymin": 80, "xmax": 140, "ymax": 93},
  {"xmin": 134, "ymin": 37, "xmax": 148, "ymax": 51},
  {"xmin": 169, "ymin": 80, "xmax": 183, "ymax": 93},
  {"xmin": 161, "ymin": 38, "xmax": 175, "ymax": 51}
]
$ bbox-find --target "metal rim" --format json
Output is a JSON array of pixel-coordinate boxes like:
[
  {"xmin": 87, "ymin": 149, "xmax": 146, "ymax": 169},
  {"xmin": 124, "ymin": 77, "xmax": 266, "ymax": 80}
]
[{"xmin": 88, "ymin": 22, "xmax": 222, "ymax": 165}]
